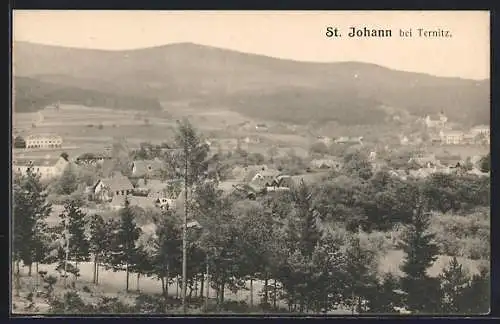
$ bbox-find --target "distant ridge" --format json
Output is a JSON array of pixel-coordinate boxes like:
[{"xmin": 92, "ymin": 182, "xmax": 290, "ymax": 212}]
[{"xmin": 13, "ymin": 41, "xmax": 489, "ymax": 126}]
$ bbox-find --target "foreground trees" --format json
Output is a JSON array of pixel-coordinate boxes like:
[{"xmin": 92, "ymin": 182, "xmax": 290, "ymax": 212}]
[{"xmin": 12, "ymin": 120, "xmax": 491, "ymax": 315}]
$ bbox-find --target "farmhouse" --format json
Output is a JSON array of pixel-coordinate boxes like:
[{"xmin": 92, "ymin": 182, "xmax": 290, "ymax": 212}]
[
  {"xmin": 24, "ymin": 134, "xmax": 63, "ymax": 149},
  {"xmin": 13, "ymin": 154, "xmax": 70, "ymax": 180},
  {"xmin": 92, "ymin": 172, "xmax": 134, "ymax": 202}
]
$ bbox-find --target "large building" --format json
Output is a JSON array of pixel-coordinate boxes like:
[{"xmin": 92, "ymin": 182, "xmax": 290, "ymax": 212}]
[
  {"xmin": 439, "ymin": 130, "xmax": 465, "ymax": 145},
  {"xmin": 12, "ymin": 154, "xmax": 70, "ymax": 180},
  {"xmin": 24, "ymin": 134, "xmax": 63, "ymax": 149}
]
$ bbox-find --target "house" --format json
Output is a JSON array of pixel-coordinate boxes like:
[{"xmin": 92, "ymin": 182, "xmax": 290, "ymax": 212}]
[
  {"xmin": 236, "ymin": 165, "xmax": 270, "ymax": 182},
  {"xmin": 334, "ymin": 136, "xmax": 363, "ymax": 145},
  {"xmin": 75, "ymin": 152, "xmax": 112, "ymax": 166},
  {"xmin": 400, "ymin": 135, "xmax": 410, "ymax": 146},
  {"xmin": 316, "ymin": 136, "xmax": 332, "ymax": 145},
  {"xmin": 408, "ymin": 154, "xmax": 439, "ymax": 168},
  {"xmin": 92, "ymin": 172, "xmax": 134, "ymax": 202},
  {"xmin": 255, "ymin": 123, "xmax": 268, "ymax": 131},
  {"xmin": 130, "ymin": 158, "xmax": 165, "ymax": 178},
  {"xmin": 24, "ymin": 134, "xmax": 63, "ymax": 149},
  {"xmin": 12, "ymin": 154, "xmax": 70, "ymax": 180},
  {"xmin": 109, "ymin": 195, "xmax": 158, "ymax": 211},
  {"xmin": 242, "ymin": 136, "xmax": 261, "ymax": 144},
  {"xmin": 309, "ymin": 158, "xmax": 343, "ymax": 170},
  {"xmin": 154, "ymin": 197, "xmax": 177, "ymax": 210},
  {"xmin": 470, "ymin": 125, "xmax": 490, "ymax": 138},
  {"xmin": 424, "ymin": 112, "xmax": 448, "ymax": 129},
  {"xmin": 135, "ymin": 178, "xmax": 170, "ymax": 198},
  {"xmin": 439, "ymin": 130, "xmax": 465, "ymax": 145},
  {"xmin": 250, "ymin": 169, "xmax": 281, "ymax": 187},
  {"xmin": 462, "ymin": 133, "xmax": 476, "ymax": 145}
]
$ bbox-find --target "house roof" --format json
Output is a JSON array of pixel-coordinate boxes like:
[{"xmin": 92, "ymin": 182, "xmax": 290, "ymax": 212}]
[
  {"xmin": 441, "ymin": 130, "xmax": 464, "ymax": 136},
  {"xmin": 13, "ymin": 156, "xmax": 66, "ymax": 167},
  {"xmin": 136, "ymin": 179, "xmax": 167, "ymax": 191},
  {"xmin": 110, "ymin": 195, "xmax": 157, "ymax": 210},
  {"xmin": 25, "ymin": 134, "xmax": 62, "ymax": 141},
  {"xmin": 131, "ymin": 159, "xmax": 165, "ymax": 177},
  {"xmin": 99, "ymin": 174, "xmax": 134, "ymax": 192}
]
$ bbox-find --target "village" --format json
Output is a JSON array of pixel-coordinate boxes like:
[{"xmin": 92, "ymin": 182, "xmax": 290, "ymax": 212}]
[{"xmin": 12, "ymin": 110, "xmax": 490, "ymax": 220}]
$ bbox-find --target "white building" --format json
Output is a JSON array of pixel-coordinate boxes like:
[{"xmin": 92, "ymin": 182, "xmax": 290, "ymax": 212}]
[
  {"xmin": 13, "ymin": 154, "xmax": 70, "ymax": 180},
  {"xmin": 439, "ymin": 130, "xmax": 465, "ymax": 145},
  {"xmin": 470, "ymin": 125, "xmax": 490, "ymax": 138},
  {"xmin": 25, "ymin": 134, "xmax": 63, "ymax": 149}
]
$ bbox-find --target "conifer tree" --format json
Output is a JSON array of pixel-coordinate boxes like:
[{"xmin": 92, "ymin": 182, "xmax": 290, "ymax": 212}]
[
  {"xmin": 439, "ymin": 257, "xmax": 471, "ymax": 314},
  {"xmin": 399, "ymin": 198, "xmax": 441, "ymax": 314},
  {"xmin": 12, "ymin": 170, "xmax": 52, "ymax": 277},
  {"xmin": 113, "ymin": 197, "xmax": 141, "ymax": 292},
  {"xmin": 89, "ymin": 214, "xmax": 107, "ymax": 284},
  {"xmin": 66, "ymin": 199, "xmax": 90, "ymax": 267}
]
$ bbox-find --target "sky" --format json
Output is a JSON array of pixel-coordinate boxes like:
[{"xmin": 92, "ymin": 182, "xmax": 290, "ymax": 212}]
[{"xmin": 13, "ymin": 10, "xmax": 490, "ymax": 80}]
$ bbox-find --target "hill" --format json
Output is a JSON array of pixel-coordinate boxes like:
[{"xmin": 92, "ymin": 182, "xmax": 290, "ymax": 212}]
[
  {"xmin": 13, "ymin": 41, "xmax": 490, "ymax": 126},
  {"xmin": 13, "ymin": 76, "xmax": 163, "ymax": 113}
]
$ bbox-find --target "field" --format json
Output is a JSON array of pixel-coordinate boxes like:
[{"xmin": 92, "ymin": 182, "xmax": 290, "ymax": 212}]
[{"xmin": 13, "ymin": 104, "xmax": 316, "ymax": 161}]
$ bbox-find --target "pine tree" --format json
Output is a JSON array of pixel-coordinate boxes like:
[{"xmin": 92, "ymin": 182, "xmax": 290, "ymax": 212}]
[
  {"xmin": 292, "ymin": 179, "xmax": 321, "ymax": 257},
  {"xmin": 366, "ymin": 273, "xmax": 403, "ymax": 314},
  {"xmin": 343, "ymin": 234, "xmax": 379, "ymax": 314},
  {"xmin": 152, "ymin": 210, "xmax": 182, "ymax": 299},
  {"xmin": 89, "ymin": 214, "xmax": 107, "ymax": 285},
  {"xmin": 56, "ymin": 163, "xmax": 79, "ymax": 195},
  {"xmin": 459, "ymin": 266, "xmax": 490, "ymax": 314},
  {"xmin": 114, "ymin": 197, "xmax": 141, "ymax": 292},
  {"xmin": 399, "ymin": 200, "xmax": 441, "ymax": 314},
  {"xmin": 66, "ymin": 199, "xmax": 90, "ymax": 266},
  {"xmin": 12, "ymin": 170, "xmax": 52, "ymax": 278},
  {"xmin": 439, "ymin": 257, "xmax": 471, "ymax": 314}
]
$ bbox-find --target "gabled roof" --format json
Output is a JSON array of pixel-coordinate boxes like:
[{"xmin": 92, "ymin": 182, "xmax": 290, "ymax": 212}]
[{"xmin": 98, "ymin": 174, "xmax": 134, "ymax": 192}]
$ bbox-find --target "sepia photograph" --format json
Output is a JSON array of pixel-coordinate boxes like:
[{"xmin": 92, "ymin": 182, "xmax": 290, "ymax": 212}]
[{"xmin": 11, "ymin": 10, "xmax": 490, "ymax": 316}]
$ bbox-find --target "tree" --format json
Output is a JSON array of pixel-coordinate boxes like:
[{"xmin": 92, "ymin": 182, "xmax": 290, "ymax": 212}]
[
  {"xmin": 55, "ymin": 163, "xmax": 79, "ymax": 195},
  {"xmin": 65, "ymin": 199, "xmax": 90, "ymax": 266},
  {"xmin": 399, "ymin": 199, "xmax": 441, "ymax": 314},
  {"xmin": 13, "ymin": 135, "xmax": 26, "ymax": 148},
  {"xmin": 309, "ymin": 142, "xmax": 329, "ymax": 156},
  {"xmin": 479, "ymin": 153, "xmax": 490, "ymax": 173},
  {"xmin": 12, "ymin": 170, "xmax": 52, "ymax": 278},
  {"xmin": 170, "ymin": 118, "xmax": 209, "ymax": 312},
  {"xmin": 459, "ymin": 266, "xmax": 490, "ymax": 314},
  {"xmin": 89, "ymin": 214, "xmax": 108, "ymax": 285},
  {"xmin": 151, "ymin": 210, "xmax": 182, "ymax": 299},
  {"xmin": 342, "ymin": 151, "xmax": 373, "ymax": 180},
  {"xmin": 366, "ymin": 273, "xmax": 403, "ymax": 314},
  {"xmin": 439, "ymin": 257, "xmax": 471, "ymax": 314},
  {"xmin": 343, "ymin": 233, "xmax": 379, "ymax": 314},
  {"xmin": 291, "ymin": 179, "xmax": 322, "ymax": 257},
  {"xmin": 112, "ymin": 197, "xmax": 142, "ymax": 292}
]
